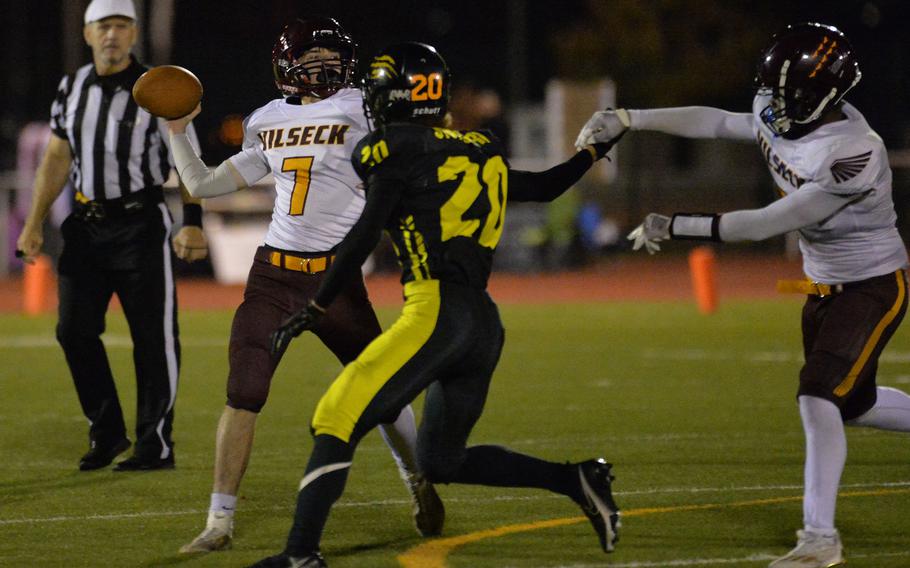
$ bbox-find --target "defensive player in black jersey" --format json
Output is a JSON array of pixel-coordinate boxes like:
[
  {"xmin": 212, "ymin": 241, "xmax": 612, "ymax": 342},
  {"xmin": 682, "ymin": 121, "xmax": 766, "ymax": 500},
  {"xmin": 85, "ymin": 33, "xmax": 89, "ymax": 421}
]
[{"xmin": 249, "ymin": 42, "xmax": 624, "ymax": 568}]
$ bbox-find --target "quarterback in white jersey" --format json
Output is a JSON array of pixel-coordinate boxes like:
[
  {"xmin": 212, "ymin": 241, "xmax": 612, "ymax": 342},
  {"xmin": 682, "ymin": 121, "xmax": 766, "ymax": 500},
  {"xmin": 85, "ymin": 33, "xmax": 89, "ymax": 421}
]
[
  {"xmin": 578, "ymin": 22, "xmax": 909, "ymax": 568},
  {"xmin": 165, "ymin": 17, "xmax": 444, "ymax": 555},
  {"xmin": 229, "ymin": 87, "xmax": 369, "ymax": 252}
]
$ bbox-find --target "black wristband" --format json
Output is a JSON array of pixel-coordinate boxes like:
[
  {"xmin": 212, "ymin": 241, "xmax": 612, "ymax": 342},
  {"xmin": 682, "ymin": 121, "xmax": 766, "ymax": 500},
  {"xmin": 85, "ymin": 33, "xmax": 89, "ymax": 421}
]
[
  {"xmin": 669, "ymin": 213, "xmax": 721, "ymax": 241},
  {"xmin": 183, "ymin": 203, "xmax": 203, "ymax": 228}
]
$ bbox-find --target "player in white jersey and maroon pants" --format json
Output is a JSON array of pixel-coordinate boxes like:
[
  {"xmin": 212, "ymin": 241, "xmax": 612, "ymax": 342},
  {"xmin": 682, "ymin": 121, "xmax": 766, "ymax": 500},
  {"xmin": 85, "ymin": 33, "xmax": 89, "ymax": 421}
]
[
  {"xmin": 164, "ymin": 18, "xmax": 443, "ymax": 554},
  {"xmin": 578, "ymin": 22, "xmax": 910, "ymax": 568}
]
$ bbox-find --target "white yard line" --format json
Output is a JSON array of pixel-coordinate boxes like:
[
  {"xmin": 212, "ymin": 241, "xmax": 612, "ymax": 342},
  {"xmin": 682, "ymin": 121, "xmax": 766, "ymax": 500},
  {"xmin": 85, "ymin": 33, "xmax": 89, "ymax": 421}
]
[
  {"xmin": 551, "ymin": 554, "xmax": 776, "ymax": 567},
  {"xmin": 6, "ymin": 336, "xmax": 910, "ymax": 365},
  {"xmin": 3, "ymin": 480, "xmax": 909, "ymax": 526},
  {"xmin": 640, "ymin": 348, "xmax": 910, "ymax": 364},
  {"xmin": 555, "ymin": 550, "xmax": 910, "ymax": 568},
  {"xmin": 0, "ymin": 334, "xmax": 228, "ymax": 348}
]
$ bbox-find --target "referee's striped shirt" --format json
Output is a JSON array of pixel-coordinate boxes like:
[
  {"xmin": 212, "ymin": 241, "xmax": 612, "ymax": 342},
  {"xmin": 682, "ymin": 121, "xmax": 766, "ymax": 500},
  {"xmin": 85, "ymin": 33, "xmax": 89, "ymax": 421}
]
[{"xmin": 50, "ymin": 56, "xmax": 200, "ymax": 202}]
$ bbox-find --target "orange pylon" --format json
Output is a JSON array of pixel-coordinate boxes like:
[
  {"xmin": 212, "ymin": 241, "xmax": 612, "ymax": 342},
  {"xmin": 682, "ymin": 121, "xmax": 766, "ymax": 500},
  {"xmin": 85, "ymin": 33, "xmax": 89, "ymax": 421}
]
[
  {"xmin": 23, "ymin": 254, "xmax": 54, "ymax": 316},
  {"xmin": 689, "ymin": 247, "xmax": 717, "ymax": 314}
]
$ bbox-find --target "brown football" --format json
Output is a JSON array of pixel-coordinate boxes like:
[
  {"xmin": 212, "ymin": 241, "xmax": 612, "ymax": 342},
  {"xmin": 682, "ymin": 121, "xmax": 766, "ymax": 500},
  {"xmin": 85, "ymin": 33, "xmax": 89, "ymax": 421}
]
[{"xmin": 132, "ymin": 65, "xmax": 203, "ymax": 119}]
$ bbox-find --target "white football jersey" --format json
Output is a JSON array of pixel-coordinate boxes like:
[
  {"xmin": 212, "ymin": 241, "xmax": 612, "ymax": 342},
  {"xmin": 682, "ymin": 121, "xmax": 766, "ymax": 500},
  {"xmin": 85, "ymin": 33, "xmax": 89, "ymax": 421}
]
[
  {"xmin": 228, "ymin": 88, "xmax": 369, "ymax": 252},
  {"xmin": 751, "ymin": 95, "xmax": 908, "ymax": 283}
]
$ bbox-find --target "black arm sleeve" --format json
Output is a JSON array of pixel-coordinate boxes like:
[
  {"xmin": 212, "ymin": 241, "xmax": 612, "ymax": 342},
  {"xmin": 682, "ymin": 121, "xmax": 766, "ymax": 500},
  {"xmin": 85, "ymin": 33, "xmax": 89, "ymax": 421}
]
[
  {"xmin": 508, "ymin": 149, "xmax": 595, "ymax": 203},
  {"xmin": 313, "ymin": 176, "xmax": 404, "ymax": 308}
]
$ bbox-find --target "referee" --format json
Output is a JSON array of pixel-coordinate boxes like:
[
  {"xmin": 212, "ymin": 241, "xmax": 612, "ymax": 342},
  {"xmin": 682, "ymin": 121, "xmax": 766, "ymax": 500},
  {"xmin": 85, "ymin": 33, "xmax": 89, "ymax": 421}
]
[{"xmin": 16, "ymin": 0, "xmax": 208, "ymax": 471}]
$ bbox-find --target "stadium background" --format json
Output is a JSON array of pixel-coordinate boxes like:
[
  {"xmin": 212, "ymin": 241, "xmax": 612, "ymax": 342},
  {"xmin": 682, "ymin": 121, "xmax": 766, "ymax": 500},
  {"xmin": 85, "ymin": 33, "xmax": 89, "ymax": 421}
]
[{"xmin": 2, "ymin": 0, "xmax": 910, "ymax": 282}]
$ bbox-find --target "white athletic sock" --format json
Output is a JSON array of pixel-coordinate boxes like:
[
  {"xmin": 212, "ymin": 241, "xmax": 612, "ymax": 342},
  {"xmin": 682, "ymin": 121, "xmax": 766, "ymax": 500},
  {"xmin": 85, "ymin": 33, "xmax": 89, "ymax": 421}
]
[
  {"xmin": 209, "ymin": 492, "xmax": 237, "ymax": 516},
  {"xmin": 799, "ymin": 395, "xmax": 846, "ymax": 532},
  {"xmin": 846, "ymin": 386, "xmax": 910, "ymax": 432},
  {"xmin": 378, "ymin": 404, "xmax": 420, "ymax": 477}
]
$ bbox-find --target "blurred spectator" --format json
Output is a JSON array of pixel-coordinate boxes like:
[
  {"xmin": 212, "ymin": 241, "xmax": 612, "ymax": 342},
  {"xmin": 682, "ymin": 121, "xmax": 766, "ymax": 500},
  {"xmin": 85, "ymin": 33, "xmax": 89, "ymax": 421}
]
[
  {"xmin": 13, "ymin": 122, "xmax": 72, "ymax": 271},
  {"xmin": 448, "ymin": 82, "xmax": 510, "ymax": 151}
]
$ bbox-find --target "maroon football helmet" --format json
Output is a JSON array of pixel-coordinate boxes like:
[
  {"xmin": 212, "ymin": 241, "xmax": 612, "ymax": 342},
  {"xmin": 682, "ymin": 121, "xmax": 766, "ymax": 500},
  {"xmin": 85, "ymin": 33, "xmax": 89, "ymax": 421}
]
[
  {"xmin": 272, "ymin": 17, "xmax": 357, "ymax": 99},
  {"xmin": 755, "ymin": 22, "xmax": 861, "ymax": 138}
]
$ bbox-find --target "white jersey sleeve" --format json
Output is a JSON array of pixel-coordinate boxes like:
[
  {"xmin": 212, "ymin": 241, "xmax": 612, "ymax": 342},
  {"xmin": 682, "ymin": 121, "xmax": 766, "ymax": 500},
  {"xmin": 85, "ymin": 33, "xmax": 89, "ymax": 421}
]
[
  {"xmin": 628, "ymin": 106, "xmax": 754, "ymax": 140},
  {"xmin": 719, "ymin": 183, "xmax": 851, "ymax": 242},
  {"xmin": 159, "ymin": 119, "xmax": 201, "ymax": 167},
  {"xmin": 227, "ymin": 113, "xmax": 272, "ymax": 186}
]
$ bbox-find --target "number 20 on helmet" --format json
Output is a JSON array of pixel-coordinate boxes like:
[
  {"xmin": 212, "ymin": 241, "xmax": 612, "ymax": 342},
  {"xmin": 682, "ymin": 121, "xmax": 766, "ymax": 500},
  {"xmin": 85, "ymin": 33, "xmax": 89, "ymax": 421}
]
[{"xmin": 362, "ymin": 42, "xmax": 450, "ymax": 128}]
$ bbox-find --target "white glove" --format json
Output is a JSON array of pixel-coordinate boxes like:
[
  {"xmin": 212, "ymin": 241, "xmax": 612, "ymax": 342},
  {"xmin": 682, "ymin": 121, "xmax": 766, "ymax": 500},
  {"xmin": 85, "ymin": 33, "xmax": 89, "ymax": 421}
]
[
  {"xmin": 627, "ymin": 213, "xmax": 671, "ymax": 254},
  {"xmin": 574, "ymin": 108, "xmax": 632, "ymax": 151}
]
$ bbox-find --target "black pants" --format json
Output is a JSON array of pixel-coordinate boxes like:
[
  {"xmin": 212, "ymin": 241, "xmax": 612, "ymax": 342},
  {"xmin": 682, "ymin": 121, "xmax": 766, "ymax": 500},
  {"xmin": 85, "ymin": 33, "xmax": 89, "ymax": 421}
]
[
  {"xmin": 56, "ymin": 203, "xmax": 179, "ymax": 460},
  {"xmin": 285, "ymin": 280, "xmax": 580, "ymax": 555}
]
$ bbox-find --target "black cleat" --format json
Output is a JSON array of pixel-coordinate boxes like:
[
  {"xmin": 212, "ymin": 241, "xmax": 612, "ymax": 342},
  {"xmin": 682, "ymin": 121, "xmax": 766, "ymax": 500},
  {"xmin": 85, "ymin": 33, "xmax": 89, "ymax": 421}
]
[
  {"xmin": 577, "ymin": 458, "xmax": 620, "ymax": 552},
  {"xmin": 113, "ymin": 453, "xmax": 175, "ymax": 471},
  {"xmin": 246, "ymin": 552, "xmax": 327, "ymax": 568},
  {"xmin": 79, "ymin": 438, "xmax": 131, "ymax": 471}
]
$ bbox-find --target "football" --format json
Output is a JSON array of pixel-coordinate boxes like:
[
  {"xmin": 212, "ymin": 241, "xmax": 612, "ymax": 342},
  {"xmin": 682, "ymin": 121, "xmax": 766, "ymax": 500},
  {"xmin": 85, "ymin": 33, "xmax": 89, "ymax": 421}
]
[{"xmin": 132, "ymin": 65, "xmax": 203, "ymax": 120}]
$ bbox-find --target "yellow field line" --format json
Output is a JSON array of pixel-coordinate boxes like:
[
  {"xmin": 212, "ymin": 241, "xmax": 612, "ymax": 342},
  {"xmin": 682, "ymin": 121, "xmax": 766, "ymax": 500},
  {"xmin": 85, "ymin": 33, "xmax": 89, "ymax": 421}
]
[{"xmin": 397, "ymin": 487, "xmax": 910, "ymax": 568}]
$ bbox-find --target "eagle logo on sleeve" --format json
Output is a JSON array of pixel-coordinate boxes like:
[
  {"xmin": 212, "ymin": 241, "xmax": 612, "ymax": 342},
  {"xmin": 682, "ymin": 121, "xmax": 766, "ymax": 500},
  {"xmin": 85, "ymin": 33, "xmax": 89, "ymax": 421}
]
[{"xmin": 830, "ymin": 150, "xmax": 872, "ymax": 183}]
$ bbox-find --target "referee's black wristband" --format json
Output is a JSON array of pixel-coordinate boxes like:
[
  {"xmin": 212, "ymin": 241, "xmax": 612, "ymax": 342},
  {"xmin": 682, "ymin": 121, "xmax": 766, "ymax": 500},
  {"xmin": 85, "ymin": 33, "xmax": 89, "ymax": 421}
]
[
  {"xmin": 183, "ymin": 203, "xmax": 203, "ymax": 228},
  {"xmin": 669, "ymin": 213, "xmax": 721, "ymax": 241}
]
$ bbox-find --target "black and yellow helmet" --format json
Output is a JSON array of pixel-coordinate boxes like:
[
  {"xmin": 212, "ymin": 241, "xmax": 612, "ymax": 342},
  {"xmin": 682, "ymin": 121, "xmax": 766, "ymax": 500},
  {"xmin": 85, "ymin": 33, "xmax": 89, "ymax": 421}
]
[{"xmin": 362, "ymin": 42, "xmax": 450, "ymax": 128}]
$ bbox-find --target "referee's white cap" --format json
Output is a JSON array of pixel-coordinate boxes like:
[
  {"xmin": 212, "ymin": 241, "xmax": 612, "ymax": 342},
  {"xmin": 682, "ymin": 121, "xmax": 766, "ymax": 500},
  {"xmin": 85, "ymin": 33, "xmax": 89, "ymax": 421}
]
[{"xmin": 84, "ymin": 0, "xmax": 137, "ymax": 24}]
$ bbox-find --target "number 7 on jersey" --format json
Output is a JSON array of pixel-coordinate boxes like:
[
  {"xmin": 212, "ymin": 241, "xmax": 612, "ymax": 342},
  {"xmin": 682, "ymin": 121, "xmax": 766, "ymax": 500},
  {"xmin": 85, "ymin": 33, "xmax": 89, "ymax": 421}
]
[{"xmin": 282, "ymin": 156, "xmax": 315, "ymax": 216}]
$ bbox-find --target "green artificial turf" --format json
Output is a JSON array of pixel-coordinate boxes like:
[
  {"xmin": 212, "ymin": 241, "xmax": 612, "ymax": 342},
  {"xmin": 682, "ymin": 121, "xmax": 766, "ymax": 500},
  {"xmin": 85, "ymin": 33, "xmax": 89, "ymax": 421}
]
[{"xmin": 1, "ymin": 300, "xmax": 908, "ymax": 567}]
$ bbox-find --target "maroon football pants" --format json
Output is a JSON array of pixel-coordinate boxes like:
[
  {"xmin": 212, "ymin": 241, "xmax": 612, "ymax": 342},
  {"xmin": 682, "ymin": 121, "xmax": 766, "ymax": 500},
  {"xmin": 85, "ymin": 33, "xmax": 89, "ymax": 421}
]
[
  {"xmin": 799, "ymin": 269, "xmax": 907, "ymax": 420},
  {"xmin": 226, "ymin": 246, "xmax": 382, "ymax": 412}
]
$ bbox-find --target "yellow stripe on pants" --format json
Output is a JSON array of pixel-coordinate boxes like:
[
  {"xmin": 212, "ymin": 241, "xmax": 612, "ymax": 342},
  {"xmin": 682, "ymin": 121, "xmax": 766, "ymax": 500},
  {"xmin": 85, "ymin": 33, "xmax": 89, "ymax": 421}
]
[
  {"xmin": 834, "ymin": 271, "xmax": 906, "ymax": 397},
  {"xmin": 312, "ymin": 280, "xmax": 441, "ymax": 442}
]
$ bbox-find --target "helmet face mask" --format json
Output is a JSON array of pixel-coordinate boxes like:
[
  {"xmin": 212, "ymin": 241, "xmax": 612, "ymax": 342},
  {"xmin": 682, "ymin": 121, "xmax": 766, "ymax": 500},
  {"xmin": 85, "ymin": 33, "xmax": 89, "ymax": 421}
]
[
  {"xmin": 362, "ymin": 42, "xmax": 450, "ymax": 129},
  {"xmin": 272, "ymin": 17, "xmax": 357, "ymax": 99},
  {"xmin": 754, "ymin": 22, "xmax": 861, "ymax": 138},
  {"xmin": 285, "ymin": 47, "xmax": 346, "ymax": 90},
  {"xmin": 758, "ymin": 84, "xmax": 840, "ymax": 138}
]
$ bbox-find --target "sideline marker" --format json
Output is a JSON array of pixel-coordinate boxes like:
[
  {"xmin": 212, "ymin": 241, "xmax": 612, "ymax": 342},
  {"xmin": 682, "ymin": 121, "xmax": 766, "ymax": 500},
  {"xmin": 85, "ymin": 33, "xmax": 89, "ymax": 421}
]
[
  {"xmin": 689, "ymin": 246, "xmax": 717, "ymax": 314},
  {"xmin": 23, "ymin": 255, "xmax": 53, "ymax": 316}
]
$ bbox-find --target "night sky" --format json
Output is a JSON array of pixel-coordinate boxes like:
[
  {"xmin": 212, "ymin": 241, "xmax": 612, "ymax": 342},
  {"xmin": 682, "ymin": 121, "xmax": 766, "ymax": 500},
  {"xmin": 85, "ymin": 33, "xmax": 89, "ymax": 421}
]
[{"xmin": 2, "ymin": 0, "xmax": 909, "ymax": 167}]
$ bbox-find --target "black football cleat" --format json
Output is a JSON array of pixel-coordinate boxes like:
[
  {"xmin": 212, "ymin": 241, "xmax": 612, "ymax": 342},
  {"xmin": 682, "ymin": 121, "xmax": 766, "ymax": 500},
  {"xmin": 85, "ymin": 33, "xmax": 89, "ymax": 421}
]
[
  {"xmin": 577, "ymin": 458, "xmax": 621, "ymax": 552},
  {"xmin": 79, "ymin": 438, "xmax": 131, "ymax": 471},
  {"xmin": 246, "ymin": 552, "xmax": 327, "ymax": 568},
  {"xmin": 113, "ymin": 453, "xmax": 175, "ymax": 471}
]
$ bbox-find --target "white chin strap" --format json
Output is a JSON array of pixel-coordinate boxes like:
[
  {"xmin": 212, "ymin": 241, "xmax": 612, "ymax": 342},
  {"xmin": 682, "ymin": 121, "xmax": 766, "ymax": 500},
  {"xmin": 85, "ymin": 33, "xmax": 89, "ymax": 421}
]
[
  {"xmin": 793, "ymin": 86, "xmax": 838, "ymax": 125},
  {"xmin": 775, "ymin": 57, "xmax": 863, "ymax": 130}
]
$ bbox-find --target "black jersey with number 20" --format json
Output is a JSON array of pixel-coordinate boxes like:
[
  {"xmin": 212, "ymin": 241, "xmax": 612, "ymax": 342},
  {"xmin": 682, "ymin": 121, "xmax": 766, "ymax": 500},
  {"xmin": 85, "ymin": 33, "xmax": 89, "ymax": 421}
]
[{"xmin": 352, "ymin": 124, "xmax": 508, "ymax": 289}]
